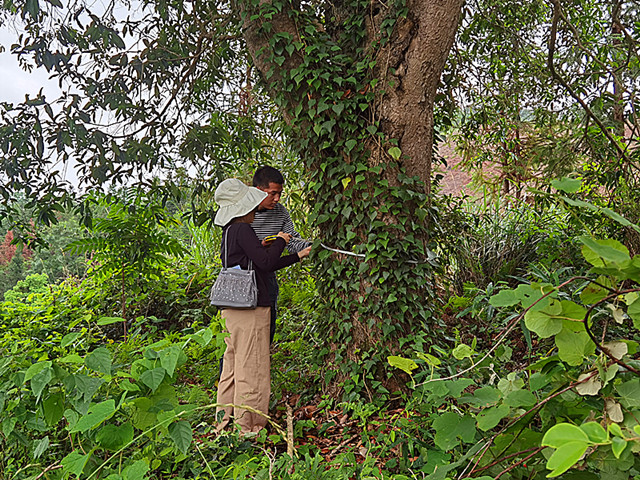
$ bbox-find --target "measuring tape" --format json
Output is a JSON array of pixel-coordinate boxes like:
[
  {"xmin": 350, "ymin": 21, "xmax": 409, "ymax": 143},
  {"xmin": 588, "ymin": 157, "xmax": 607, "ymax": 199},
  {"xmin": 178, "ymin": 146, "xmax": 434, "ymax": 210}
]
[{"xmin": 264, "ymin": 235, "xmax": 434, "ymax": 264}]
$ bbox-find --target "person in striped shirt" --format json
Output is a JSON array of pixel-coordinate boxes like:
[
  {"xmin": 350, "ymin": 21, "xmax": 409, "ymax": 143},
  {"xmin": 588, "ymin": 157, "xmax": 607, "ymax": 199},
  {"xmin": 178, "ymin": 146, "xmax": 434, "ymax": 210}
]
[{"xmin": 252, "ymin": 166, "xmax": 312, "ymax": 343}]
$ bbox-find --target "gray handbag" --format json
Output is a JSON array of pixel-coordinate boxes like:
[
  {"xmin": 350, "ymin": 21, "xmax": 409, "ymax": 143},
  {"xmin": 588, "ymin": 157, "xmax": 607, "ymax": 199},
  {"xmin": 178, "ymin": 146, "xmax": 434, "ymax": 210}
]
[{"xmin": 209, "ymin": 230, "xmax": 258, "ymax": 309}]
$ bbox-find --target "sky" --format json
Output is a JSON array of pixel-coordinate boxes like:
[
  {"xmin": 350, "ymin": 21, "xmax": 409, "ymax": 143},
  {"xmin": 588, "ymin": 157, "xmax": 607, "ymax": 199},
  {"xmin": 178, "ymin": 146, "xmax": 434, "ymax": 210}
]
[{"xmin": 0, "ymin": 26, "xmax": 62, "ymax": 105}]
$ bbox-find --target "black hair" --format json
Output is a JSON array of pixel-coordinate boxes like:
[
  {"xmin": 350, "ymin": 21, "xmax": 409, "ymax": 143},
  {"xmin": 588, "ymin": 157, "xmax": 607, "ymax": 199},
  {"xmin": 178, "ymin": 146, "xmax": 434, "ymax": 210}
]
[{"xmin": 253, "ymin": 166, "xmax": 285, "ymax": 188}]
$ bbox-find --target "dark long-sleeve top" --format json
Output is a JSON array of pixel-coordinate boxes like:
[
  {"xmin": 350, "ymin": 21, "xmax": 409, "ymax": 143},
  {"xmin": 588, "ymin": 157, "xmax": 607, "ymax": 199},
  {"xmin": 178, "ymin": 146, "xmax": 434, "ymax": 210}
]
[
  {"xmin": 221, "ymin": 222, "xmax": 300, "ymax": 306},
  {"xmin": 252, "ymin": 203, "xmax": 311, "ymax": 254}
]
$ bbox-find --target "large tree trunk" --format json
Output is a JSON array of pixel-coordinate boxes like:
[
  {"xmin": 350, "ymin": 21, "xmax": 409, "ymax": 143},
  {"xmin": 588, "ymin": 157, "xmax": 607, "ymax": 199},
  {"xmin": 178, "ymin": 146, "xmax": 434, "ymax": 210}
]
[{"xmin": 241, "ymin": 0, "xmax": 461, "ymax": 392}]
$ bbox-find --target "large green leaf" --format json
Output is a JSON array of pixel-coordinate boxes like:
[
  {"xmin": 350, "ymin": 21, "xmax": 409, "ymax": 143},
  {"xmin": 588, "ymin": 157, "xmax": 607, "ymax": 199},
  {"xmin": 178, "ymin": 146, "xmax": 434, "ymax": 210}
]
[
  {"xmin": 85, "ymin": 347, "xmax": 112, "ymax": 376},
  {"xmin": 97, "ymin": 422, "xmax": 134, "ymax": 451},
  {"xmin": 555, "ymin": 329, "xmax": 595, "ymax": 366},
  {"xmin": 169, "ymin": 420, "xmax": 193, "ymax": 454},
  {"xmin": 579, "ymin": 237, "xmax": 630, "ymax": 267},
  {"xmin": 122, "ymin": 460, "xmax": 150, "ymax": 480},
  {"xmin": 159, "ymin": 346, "xmax": 181, "ymax": 377},
  {"xmin": 432, "ymin": 412, "xmax": 476, "ymax": 451},
  {"xmin": 387, "ymin": 355, "xmax": 418, "ymax": 374},
  {"xmin": 627, "ymin": 298, "xmax": 640, "ymax": 329},
  {"xmin": 140, "ymin": 367, "xmax": 166, "ymax": 391},
  {"xmin": 552, "ymin": 177, "xmax": 582, "ymax": 193},
  {"xmin": 61, "ymin": 451, "xmax": 91, "ymax": 477},
  {"xmin": 546, "ymin": 441, "xmax": 589, "ymax": 477},
  {"xmin": 504, "ymin": 389, "xmax": 537, "ymax": 408},
  {"xmin": 31, "ymin": 366, "xmax": 53, "ymax": 399},
  {"xmin": 43, "ymin": 392, "xmax": 65, "ymax": 426},
  {"xmin": 476, "ymin": 404, "xmax": 510, "ymax": 431},
  {"xmin": 69, "ymin": 399, "xmax": 116, "ymax": 433},
  {"xmin": 615, "ymin": 379, "xmax": 640, "ymax": 408},
  {"xmin": 24, "ymin": 361, "xmax": 52, "ymax": 382},
  {"xmin": 525, "ymin": 307, "xmax": 563, "ymax": 338},
  {"xmin": 61, "ymin": 332, "xmax": 83, "ymax": 348},
  {"xmin": 580, "ymin": 422, "xmax": 607, "ymax": 444},
  {"xmin": 542, "ymin": 423, "xmax": 590, "ymax": 448}
]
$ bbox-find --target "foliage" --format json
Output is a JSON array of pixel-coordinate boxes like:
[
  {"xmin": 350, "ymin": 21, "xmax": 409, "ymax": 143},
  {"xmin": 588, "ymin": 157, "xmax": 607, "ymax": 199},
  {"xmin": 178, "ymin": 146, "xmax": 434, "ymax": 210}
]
[{"xmin": 66, "ymin": 191, "xmax": 186, "ymax": 320}]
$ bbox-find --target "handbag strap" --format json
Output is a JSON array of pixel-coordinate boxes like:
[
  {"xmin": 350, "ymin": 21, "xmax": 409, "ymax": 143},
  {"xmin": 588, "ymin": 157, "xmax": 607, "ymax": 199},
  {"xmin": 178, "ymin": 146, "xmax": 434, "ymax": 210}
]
[{"xmin": 223, "ymin": 226, "xmax": 253, "ymax": 271}]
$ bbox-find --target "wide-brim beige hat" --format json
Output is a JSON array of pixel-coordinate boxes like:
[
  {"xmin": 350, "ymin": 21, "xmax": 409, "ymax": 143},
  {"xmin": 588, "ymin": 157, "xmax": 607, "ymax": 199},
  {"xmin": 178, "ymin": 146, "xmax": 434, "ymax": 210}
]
[{"xmin": 214, "ymin": 178, "xmax": 268, "ymax": 227}]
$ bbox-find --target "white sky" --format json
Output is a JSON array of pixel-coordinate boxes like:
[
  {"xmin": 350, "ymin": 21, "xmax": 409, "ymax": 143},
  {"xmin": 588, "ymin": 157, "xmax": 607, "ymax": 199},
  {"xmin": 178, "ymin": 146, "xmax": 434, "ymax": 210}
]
[{"xmin": 0, "ymin": 26, "xmax": 62, "ymax": 105}]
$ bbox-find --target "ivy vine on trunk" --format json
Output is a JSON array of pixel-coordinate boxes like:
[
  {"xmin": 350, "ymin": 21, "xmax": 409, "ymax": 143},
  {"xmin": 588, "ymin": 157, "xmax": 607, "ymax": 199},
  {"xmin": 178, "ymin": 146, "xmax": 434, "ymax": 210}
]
[{"xmin": 240, "ymin": 0, "xmax": 462, "ymax": 392}]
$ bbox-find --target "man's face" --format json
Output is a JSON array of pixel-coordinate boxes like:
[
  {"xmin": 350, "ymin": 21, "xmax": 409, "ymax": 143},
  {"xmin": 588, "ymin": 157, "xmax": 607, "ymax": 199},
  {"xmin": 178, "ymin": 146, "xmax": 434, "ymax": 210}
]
[{"xmin": 257, "ymin": 182, "xmax": 283, "ymax": 210}]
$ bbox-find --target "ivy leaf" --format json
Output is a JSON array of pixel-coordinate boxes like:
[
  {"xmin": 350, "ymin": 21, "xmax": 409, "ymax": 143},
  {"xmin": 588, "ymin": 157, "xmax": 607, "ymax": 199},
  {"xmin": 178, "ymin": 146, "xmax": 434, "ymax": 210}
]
[
  {"xmin": 579, "ymin": 422, "xmax": 607, "ymax": 444},
  {"xmin": 69, "ymin": 399, "xmax": 116, "ymax": 433},
  {"xmin": 345, "ymin": 139, "xmax": 357, "ymax": 152},
  {"xmin": 85, "ymin": 347, "xmax": 112, "ymax": 376},
  {"xmin": 545, "ymin": 441, "xmax": 589, "ymax": 477},
  {"xmin": 555, "ymin": 329, "xmax": 595, "ymax": 366},
  {"xmin": 140, "ymin": 368, "xmax": 166, "ymax": 391},
  {"xmin": 61, "ymin": 451, "xmax": 91, "ymax": 477},
  {"xmin": 388, "ymin": 146, "xmax": 401, "ymax": 160},
  {"xmin": 387, "ymin": 356, "xmax": 418, "ymax": 374},
  {"xmin": 552, "ymin": 177, "xmax": 582, "ymax": 193},
  {"xmin": 476, "ymin": 404, "xmax": 510, "ymax": 431},
  {"xmin": 169, "ymin": 420, "xmax": 193, "ymax": 454}
]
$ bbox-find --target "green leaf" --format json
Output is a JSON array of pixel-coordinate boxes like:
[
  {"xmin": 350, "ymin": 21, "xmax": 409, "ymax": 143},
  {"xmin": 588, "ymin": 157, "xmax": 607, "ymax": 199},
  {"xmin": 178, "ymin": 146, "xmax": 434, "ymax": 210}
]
[
  {"xmin": 489, "ymin": 289, "xmax": 519, "ymax": 307},
  {"xmin": 122, "ymin": 459, "xmax": 149, "ymax": 480},
  {"xmin": 387, "ymin": 355, "xmax": 418, "ymax": 374},
  {"xmin": 70, "ymin": 399, "xmax": 116, "ymax": 433},
  {"xmin": 545, "ymin": 441, "xmax": 588, "ymax": 477},
  {"xmin": 504, "ymin": 389, "xmax": 537, "ymax": 408},
  {"xmin": 159, "ymin": 346, "xmax": 181, "ymax": 377},
  {"xmin": 580, "ymin": 279, "xmax": 611, "ymax": 304},
  {"xmin": 552, "ymin": 177, "xmax": 582, "ymax": 193},
  {"xmin": 61, "ymin": 451, "xmax": 91, "ymax": 477},
  {"xmin": 169, "ymin": 420, "xmax": 193, "ymax": 454},
  {"xmin": 24, "ymin": 361, "xmax": 52, "ymax": 382},
  {"xmin": 388, "ymin": 146, "xmax": 402, "ymax": 160},
  {"xmin": 542, "ymin": 423, "xmax": 589, "ymax": 448},
  {"xmin": 345, "ymin": 139, "xmax": 357, "ymax": 152},
  {"xmin": 85, "ymin": 347, "xmax": 112, "ymax": 376},
  {"xmin": 476, "ymin": 404, "xmax": 510, "ymax": 431},
  {"xmin": 579, "ymin": 237, "xmax": 630, "ymax": 266},
  {"xmin": 98, "ymin": 316, "xmax": 125, "ymax": 326},
  {"xmin": 140, "ymin": 368, "xmax": 166, "ymax": 391},
  {"xmin": 33, "ymin": 436, "xmax": 49, "ymax": 459},
  {"xmin": 61, "ymin": 332, "xmax": 82, "ymax": 347},
  {"xmin": 332, "ymin": 103, "xmax": 344, "ymax": 115},
  {"xmin": 460, "ymin": 386, "xmax": 500, "ymax": 407},
  {"xmin": 432, "ymin": 412, "xmax": 476, "ymax": 450},
  {"xmin": 579, "ymin": 422, "xmax": 607, "ymax": 444},
  {"xmin": 615, "ymin": 379, "xmax": 640, "ymax": 408},
  {"xmin": 452, "ymin": 344, "xmax": 474, "ymax": 360},
  {"xmin": 31, "ymin": 366, "xmax": 53, "ymax": 399},
  {"xmin": 97, "ymin": 422, "xmax": 134, "ymax": 451},
  {"xmin": 43, "ymin": 392, "xmax": 65, "ymax": 426},
  {"xmin": 524, "ymin": 308, "xmax": 563, "ymax": 339},
  {"xmin": 627, "ymin": 298, "xmax": 640, "ymax": 329},
  {"xmin": 611, "ymin": 436, "xmax": 627, "ymax": 458},
  {"xmin": 555, "ymin": 329, "xmax": 595, "ymax": 366}
]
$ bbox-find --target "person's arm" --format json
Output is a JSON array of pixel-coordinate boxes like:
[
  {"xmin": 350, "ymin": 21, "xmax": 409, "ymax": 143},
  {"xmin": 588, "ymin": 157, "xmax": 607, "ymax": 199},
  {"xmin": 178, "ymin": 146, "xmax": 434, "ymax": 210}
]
[
  {"xmin": 280, "ymin": 204, "xmax": 311, "ymax": 253},
  {"xmin": 236, "ymin": 224, "xmax": 300, "ymax": 271}
]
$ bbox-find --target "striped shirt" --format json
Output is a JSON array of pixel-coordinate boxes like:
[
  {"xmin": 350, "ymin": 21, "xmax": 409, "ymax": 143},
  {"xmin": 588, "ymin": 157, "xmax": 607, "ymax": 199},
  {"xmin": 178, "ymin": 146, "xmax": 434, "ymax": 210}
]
[{"xmin": 251, "ymin": 203, "xmax": 310, "ymax": 254}]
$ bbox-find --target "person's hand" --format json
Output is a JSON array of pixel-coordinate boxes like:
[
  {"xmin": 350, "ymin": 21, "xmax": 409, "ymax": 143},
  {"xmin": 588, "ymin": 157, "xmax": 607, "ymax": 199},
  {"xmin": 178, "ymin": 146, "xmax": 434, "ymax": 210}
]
[
  {"xmin": 297, "ymin": 245, "xmax": 312, "ymax": 259},
  {"xmin": 277, "ymin": 232, "xmax": 292, "ymax": 244}
]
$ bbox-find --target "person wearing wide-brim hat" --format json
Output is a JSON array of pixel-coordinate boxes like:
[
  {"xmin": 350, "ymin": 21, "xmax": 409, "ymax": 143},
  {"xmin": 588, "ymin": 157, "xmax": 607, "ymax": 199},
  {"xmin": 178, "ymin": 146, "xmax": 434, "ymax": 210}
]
[{"xmin": 213, "ymin": 179, "xmax": 311, "ymax": 434}]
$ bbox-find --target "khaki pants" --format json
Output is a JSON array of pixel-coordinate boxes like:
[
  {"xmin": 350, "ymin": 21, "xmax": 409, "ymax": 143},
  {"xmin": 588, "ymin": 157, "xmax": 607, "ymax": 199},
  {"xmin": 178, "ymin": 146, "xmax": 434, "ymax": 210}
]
[{"xmin": 216, "ymin": 306, "xmax": 271, "ymax": 433}]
